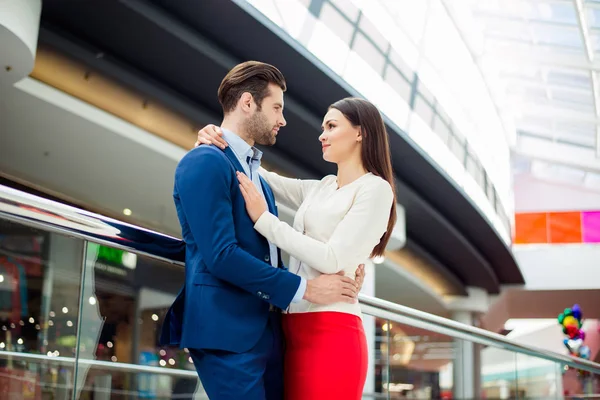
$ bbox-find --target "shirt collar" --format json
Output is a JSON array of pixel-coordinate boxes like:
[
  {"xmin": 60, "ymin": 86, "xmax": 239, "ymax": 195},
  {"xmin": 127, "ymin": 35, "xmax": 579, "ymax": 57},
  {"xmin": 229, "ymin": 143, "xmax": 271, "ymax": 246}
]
[{"xmin": 220, "ymin": 128, "xmax": 263, "ymax": 163}]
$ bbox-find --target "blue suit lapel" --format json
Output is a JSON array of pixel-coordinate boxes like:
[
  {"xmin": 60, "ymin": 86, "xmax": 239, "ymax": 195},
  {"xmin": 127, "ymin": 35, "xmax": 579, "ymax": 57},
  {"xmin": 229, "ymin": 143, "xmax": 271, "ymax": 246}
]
[
  {"xmin": 260, "ymin": 176, "xmax": 284, "ymax": 268},
  {"xmin": 260, "ymin": 176, "xmax": 277, "ymax": 216},
  {"xmin": 223, "ymin": 146, "xmax": 277, "ymax": 216}
]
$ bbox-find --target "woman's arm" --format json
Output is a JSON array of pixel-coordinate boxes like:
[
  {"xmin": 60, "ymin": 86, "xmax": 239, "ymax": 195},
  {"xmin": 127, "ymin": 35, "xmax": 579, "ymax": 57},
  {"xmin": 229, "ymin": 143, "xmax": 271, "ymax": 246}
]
[
  {"xmin": 253, "ymin": 180, "xmax": 394, "ymax": 274},
  {"xmin": 259, "ymin": 167, "xmax": 319, "ymax": 211}
]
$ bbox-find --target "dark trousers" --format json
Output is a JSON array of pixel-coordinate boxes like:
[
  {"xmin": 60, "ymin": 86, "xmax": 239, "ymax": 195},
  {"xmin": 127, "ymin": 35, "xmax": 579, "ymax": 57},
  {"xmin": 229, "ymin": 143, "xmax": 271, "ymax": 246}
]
[{"xmin": 189, "ymin": 312, "xmax": 284, "ymax": 400}]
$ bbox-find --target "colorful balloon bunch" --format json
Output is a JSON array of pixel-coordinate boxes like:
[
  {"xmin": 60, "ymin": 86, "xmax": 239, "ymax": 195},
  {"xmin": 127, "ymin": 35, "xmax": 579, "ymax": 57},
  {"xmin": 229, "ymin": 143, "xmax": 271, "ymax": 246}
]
[{"xmin": 558, "ymin": 304, "xmax": 591, "ymax": 360}]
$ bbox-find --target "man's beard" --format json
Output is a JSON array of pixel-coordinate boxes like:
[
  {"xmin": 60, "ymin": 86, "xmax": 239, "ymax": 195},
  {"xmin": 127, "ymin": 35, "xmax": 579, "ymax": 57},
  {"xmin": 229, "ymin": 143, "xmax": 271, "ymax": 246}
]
[{"xmin": 244, "ymin": 109, "xmax": 276, "ymax": 146}]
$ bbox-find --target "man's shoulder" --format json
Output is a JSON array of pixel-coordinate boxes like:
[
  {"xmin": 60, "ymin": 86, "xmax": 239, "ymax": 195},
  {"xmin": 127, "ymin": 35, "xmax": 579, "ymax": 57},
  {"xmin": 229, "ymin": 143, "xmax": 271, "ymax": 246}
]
[
  {"xmin": 178, "ymin": 146, "xmax": 231, "ymax": 169},
  {"xmin": 175, "ymin": 146, "xmax": 235, "ymax": 185}
]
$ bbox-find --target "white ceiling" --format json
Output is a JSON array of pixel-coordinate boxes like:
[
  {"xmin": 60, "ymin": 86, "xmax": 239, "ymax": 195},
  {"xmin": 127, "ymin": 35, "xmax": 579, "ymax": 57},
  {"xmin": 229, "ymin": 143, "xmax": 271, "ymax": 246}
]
[
  {"xmin": 0, "ymin": 78, "xmax": 184, "ymax": 236},
  {"xmin": 452, "ymin": 0, "xmax": 600, "ymax": 190}
]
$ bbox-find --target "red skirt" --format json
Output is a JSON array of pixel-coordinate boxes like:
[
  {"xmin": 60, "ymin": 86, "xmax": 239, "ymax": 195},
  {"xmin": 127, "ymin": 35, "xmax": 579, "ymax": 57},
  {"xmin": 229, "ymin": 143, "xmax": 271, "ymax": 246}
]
[{"xmin": 282, "ymin": 311, "xmax": 368, "ymax": 400}]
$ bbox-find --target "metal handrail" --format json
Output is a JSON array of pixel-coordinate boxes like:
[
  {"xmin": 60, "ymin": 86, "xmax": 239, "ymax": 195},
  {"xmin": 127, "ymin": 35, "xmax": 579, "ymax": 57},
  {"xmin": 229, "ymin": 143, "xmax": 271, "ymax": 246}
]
[{"xmin": 1, "ymin": 184, "xmax": 600, "ymax": 375}]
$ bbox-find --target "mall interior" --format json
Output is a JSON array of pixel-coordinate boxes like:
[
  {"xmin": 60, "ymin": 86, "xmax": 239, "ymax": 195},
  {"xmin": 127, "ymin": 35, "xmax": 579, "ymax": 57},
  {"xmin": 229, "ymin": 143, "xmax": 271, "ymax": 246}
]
[{"xmin": 1, "ymin": 0, "xmax": 600, "ymax": 399}]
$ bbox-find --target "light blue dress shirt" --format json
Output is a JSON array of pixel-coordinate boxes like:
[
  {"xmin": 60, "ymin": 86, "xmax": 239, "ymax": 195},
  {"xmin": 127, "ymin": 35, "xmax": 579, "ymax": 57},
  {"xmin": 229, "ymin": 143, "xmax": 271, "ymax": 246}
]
[{"xmin": 221, "ymin": 128, "xmax": 306, "ymax": 303}]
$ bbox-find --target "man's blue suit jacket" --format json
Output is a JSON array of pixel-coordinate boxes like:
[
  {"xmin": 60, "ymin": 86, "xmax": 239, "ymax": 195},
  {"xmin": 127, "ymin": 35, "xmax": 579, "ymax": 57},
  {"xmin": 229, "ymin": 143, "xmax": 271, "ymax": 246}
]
[{"xmin": 159, "ymin": 145, "xmax": 301, "ymax": 353}]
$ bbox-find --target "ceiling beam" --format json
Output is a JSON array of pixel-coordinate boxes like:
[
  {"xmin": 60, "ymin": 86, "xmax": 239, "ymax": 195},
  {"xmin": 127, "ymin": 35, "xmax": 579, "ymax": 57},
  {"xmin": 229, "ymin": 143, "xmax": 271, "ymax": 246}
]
[
  {"xmin": 502, "ymin": 75, "xmax": 592, "ymax": 95},
  {"xmin": 515, "ymin": 134, "xmax": 600, "ymax": 172},
  {"xmin": 487, "ymin": 47, "xmax": 596, "ymax": 71},
  {"xmin": 574, "ymin": 0, "xmax": 600, "ymax": 160},
  {"xmin": 475, "ymin": 11, "xmax": 579, "ymax": 30},
  {"xmin": 503, "ymin": 96, "xmax": 599, "ymax": 123}
]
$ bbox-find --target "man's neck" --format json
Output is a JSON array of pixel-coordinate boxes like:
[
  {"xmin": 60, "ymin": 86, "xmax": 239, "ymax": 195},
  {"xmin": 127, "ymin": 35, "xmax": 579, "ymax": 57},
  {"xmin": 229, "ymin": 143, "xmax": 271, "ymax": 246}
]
[{"xmin": 221, "ymin": 118, "xmax": 254, "ymax": 147}]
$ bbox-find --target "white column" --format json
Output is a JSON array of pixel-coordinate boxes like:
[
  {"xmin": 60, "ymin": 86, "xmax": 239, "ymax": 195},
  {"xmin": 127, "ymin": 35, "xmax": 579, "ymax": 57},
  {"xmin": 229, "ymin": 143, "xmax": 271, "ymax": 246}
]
[
  {"xmin": 0, "ymin": 0, "xmax": 42, "ymax": 86},
  {"xmin": 452, "ymin": 311, "xmax": 475, "ymax": 399},
  {"xmin": 445, "ymin": 287, "xmax": 490, "ymax": 400}
]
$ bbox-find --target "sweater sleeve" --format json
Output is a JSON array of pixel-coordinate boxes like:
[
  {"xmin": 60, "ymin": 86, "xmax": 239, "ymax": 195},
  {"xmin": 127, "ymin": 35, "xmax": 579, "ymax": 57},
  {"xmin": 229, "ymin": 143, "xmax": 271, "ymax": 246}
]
[
  {"xmin": 253, "ymin": 179, "xmax": 394, "ymax": 274},
  {"xmin": 258, "ymin": 167, "xmax": 319, "ymax": 211}
]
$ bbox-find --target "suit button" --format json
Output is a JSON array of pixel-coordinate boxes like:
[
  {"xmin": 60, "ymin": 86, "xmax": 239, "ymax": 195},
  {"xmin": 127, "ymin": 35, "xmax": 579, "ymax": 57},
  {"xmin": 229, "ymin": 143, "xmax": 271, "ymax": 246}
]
[{"xmin": 264, "ymin": 255, "xmax": 270, "ymax": 262}]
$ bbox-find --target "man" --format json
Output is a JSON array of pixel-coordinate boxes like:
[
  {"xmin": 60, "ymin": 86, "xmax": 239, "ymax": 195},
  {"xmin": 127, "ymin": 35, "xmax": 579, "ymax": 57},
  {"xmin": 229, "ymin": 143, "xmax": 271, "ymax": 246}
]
[{"xmin": 160, "ymin": 61, "xmax": 364, "ymax": 400}]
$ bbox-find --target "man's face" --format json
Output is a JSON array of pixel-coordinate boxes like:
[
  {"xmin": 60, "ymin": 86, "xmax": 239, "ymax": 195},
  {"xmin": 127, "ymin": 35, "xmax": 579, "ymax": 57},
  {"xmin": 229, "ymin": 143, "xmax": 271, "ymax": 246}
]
[{"xmin": 245, "ymin": 83, "xmax": 287, "ymax": 146}]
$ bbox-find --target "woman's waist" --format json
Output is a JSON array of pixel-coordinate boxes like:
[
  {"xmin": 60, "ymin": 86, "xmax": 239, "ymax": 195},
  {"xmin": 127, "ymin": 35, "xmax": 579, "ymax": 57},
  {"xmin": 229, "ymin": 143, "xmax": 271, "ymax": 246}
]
[
  {"xmin": 289, "ymin": 260, "xmax": 357, "ymax": 281},
  {"xmin": 286, "ymin": 301, "xmax": 362, "ymax": 317},
  {"xmin": 282, "ymin": 310, "xmax": 365, "ymax": 344}
]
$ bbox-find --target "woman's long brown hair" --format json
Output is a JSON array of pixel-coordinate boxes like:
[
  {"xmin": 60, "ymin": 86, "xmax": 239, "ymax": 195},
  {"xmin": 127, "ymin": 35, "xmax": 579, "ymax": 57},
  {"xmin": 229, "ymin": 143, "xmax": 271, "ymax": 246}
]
[{"xmin": 329, "ymin": 97, "xmax": 397, "ymax": 257}]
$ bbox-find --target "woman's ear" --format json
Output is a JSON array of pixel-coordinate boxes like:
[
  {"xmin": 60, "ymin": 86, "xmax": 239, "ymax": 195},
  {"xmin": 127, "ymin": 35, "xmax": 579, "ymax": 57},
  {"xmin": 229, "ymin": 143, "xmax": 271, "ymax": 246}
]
[{"xmin": 357, "ymin": 128, "xmax": 363, "ymax": 142}]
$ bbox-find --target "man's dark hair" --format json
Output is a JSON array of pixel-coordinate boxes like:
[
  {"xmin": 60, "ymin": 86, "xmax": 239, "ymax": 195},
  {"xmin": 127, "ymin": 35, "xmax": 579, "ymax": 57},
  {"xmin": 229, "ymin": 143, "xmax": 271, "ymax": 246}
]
[{"xmin": 218, "ymin": 61, "xmax": 287, "ymax": 113}]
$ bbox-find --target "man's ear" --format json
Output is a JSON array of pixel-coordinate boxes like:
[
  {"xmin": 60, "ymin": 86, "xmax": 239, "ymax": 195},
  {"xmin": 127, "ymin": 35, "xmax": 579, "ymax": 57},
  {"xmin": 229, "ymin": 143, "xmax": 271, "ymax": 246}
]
[{"xmin": 239, "ymin": 92, "xmax": 253, "ymax": 113}]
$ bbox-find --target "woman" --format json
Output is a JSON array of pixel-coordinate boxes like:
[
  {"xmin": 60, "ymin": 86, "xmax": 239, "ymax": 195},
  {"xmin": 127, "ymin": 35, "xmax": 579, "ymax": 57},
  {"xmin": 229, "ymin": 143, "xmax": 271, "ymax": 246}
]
[{"xmin": 196, "ymin": 97, "xmax": 396, "ymax": 400}]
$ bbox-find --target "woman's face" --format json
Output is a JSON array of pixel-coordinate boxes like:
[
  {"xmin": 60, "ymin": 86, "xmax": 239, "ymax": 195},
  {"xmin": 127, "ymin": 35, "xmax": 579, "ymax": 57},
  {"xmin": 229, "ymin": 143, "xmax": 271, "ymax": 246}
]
[{"xmin": 319, "ymin": 108, "xmax": 362, "ymax": 164}]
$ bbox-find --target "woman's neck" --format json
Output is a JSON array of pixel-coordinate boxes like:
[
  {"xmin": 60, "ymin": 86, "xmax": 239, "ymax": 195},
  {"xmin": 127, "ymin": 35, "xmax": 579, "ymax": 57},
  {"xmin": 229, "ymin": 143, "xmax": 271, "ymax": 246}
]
[{"xmin": 336, "ymin": 157, "xmax": 368, "ymax": 189}]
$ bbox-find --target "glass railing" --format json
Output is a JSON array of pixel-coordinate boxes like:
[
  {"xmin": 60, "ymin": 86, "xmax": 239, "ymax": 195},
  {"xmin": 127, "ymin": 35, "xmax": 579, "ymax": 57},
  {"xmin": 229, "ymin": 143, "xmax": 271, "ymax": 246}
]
[{"xmin": 0, "ymin": 184, "xmax": 598, "ymax": 399}]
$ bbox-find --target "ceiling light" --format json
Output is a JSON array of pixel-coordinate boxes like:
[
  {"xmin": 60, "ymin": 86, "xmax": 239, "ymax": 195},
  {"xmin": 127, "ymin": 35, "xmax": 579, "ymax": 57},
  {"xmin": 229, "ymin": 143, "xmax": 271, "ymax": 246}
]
[{"xmin": 123, "ymin": 208, "xmax": 132, "ymax": 216}]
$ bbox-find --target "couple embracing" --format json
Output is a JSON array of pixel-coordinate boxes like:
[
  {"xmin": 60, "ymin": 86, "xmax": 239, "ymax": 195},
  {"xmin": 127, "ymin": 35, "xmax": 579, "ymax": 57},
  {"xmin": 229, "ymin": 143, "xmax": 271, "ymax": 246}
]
[{"xmin": 161, "ymin": 61, "xmax": 396, "ymax": 400}]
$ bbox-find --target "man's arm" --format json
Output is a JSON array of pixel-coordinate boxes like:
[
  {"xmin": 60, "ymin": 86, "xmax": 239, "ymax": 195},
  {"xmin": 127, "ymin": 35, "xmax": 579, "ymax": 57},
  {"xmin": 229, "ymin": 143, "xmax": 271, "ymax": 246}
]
[{"xmin": 176, "ymin": 148, "xmax": 358, "ymax": 308}]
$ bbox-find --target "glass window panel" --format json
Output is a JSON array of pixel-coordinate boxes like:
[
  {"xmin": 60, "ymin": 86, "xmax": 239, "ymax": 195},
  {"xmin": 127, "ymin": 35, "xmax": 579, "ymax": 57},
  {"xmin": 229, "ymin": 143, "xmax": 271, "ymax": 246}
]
[
  {"xmin": 436, "ymin": 106, "xmax": 450, "ymax": 128},
  {"xmin": 546, "ymin": 69, "xmax": 591, "ymax": 89},
  {"xmin": 483, "ymin": 19, "xmax": 532, "ymax": 42},
  {"xmin": 329, "ymin": 0, "xmax": 360, "ymax": 22},
  {"xmin": 486, "ymin": 173, "xmax": 496, "ymax": 204},
  {"xmin": 592, "ymin": 32, "xmax": 600, "ymax": 53},
  {"xmin": 532, "ymin": 25, "xmax": 582, "ymax": 48},
  {"xmin": 481, "ymin": 348, "xmax": 519, "ymax": 398},
  {"xmin": 372, "ymin": 318, "xmax": 391, "ymax": 398},
  {"xmin": 320, "ymin": 2, "xmax": 355, "ymax": 44},
  {"xmin": 384, "ymin": 65, "xmax": 412, "ymax": 103},
  {"xmin": 449, "ymin": 133, "xmax": 466, "ymax": 163},
  {"xmin": 75, "ymin": 242, "xmax": 199, "ymax": 398},
  {"xmin": 414, "ymin": 94, "xmax": 434, "ymax": 126},
  {"xmin": 358, "ymin": 13, "xmax": 389, "ymax": 52},
  {"xmin": 372, "ymin": 320, "xmax": 456, "ymax": 398},
  {"xmin": 549, "ymin": 97, "xmax": 596, "ymax": 113},
  {"xmin": 550, "ymin": 87, "xmax": 594, "ymax": 105},
  {"xmin": 0, "ymin": 219, "xmax": 85, "ymax": 400},
  {"xmin": 417, "ymin": 80, "xmax": 436, "ymax": 105},
  {"xmin": 433, "ymin": 115, "xmax": 451, "ymax": 144},
  {"xmin": 587, "ymin": 7, "xmax": 600, "ymax": 29},
  {"xmin": 515, "ymin": 353, "xmax": 563, "ymax": 398},
  {"xmin": 466, "ymin": 152, "xmax": 485, "ymax": 189},
  {"xmin": 538, "ymin": 2, "xmax": 578, "ymax": 24},
  {"xmin": 389, "ymin": 48, "xmax": 414, "ymax": 81},
  {"xmin": 352, "ymin": 32, "xmax": 386, "ymax": 74}
]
